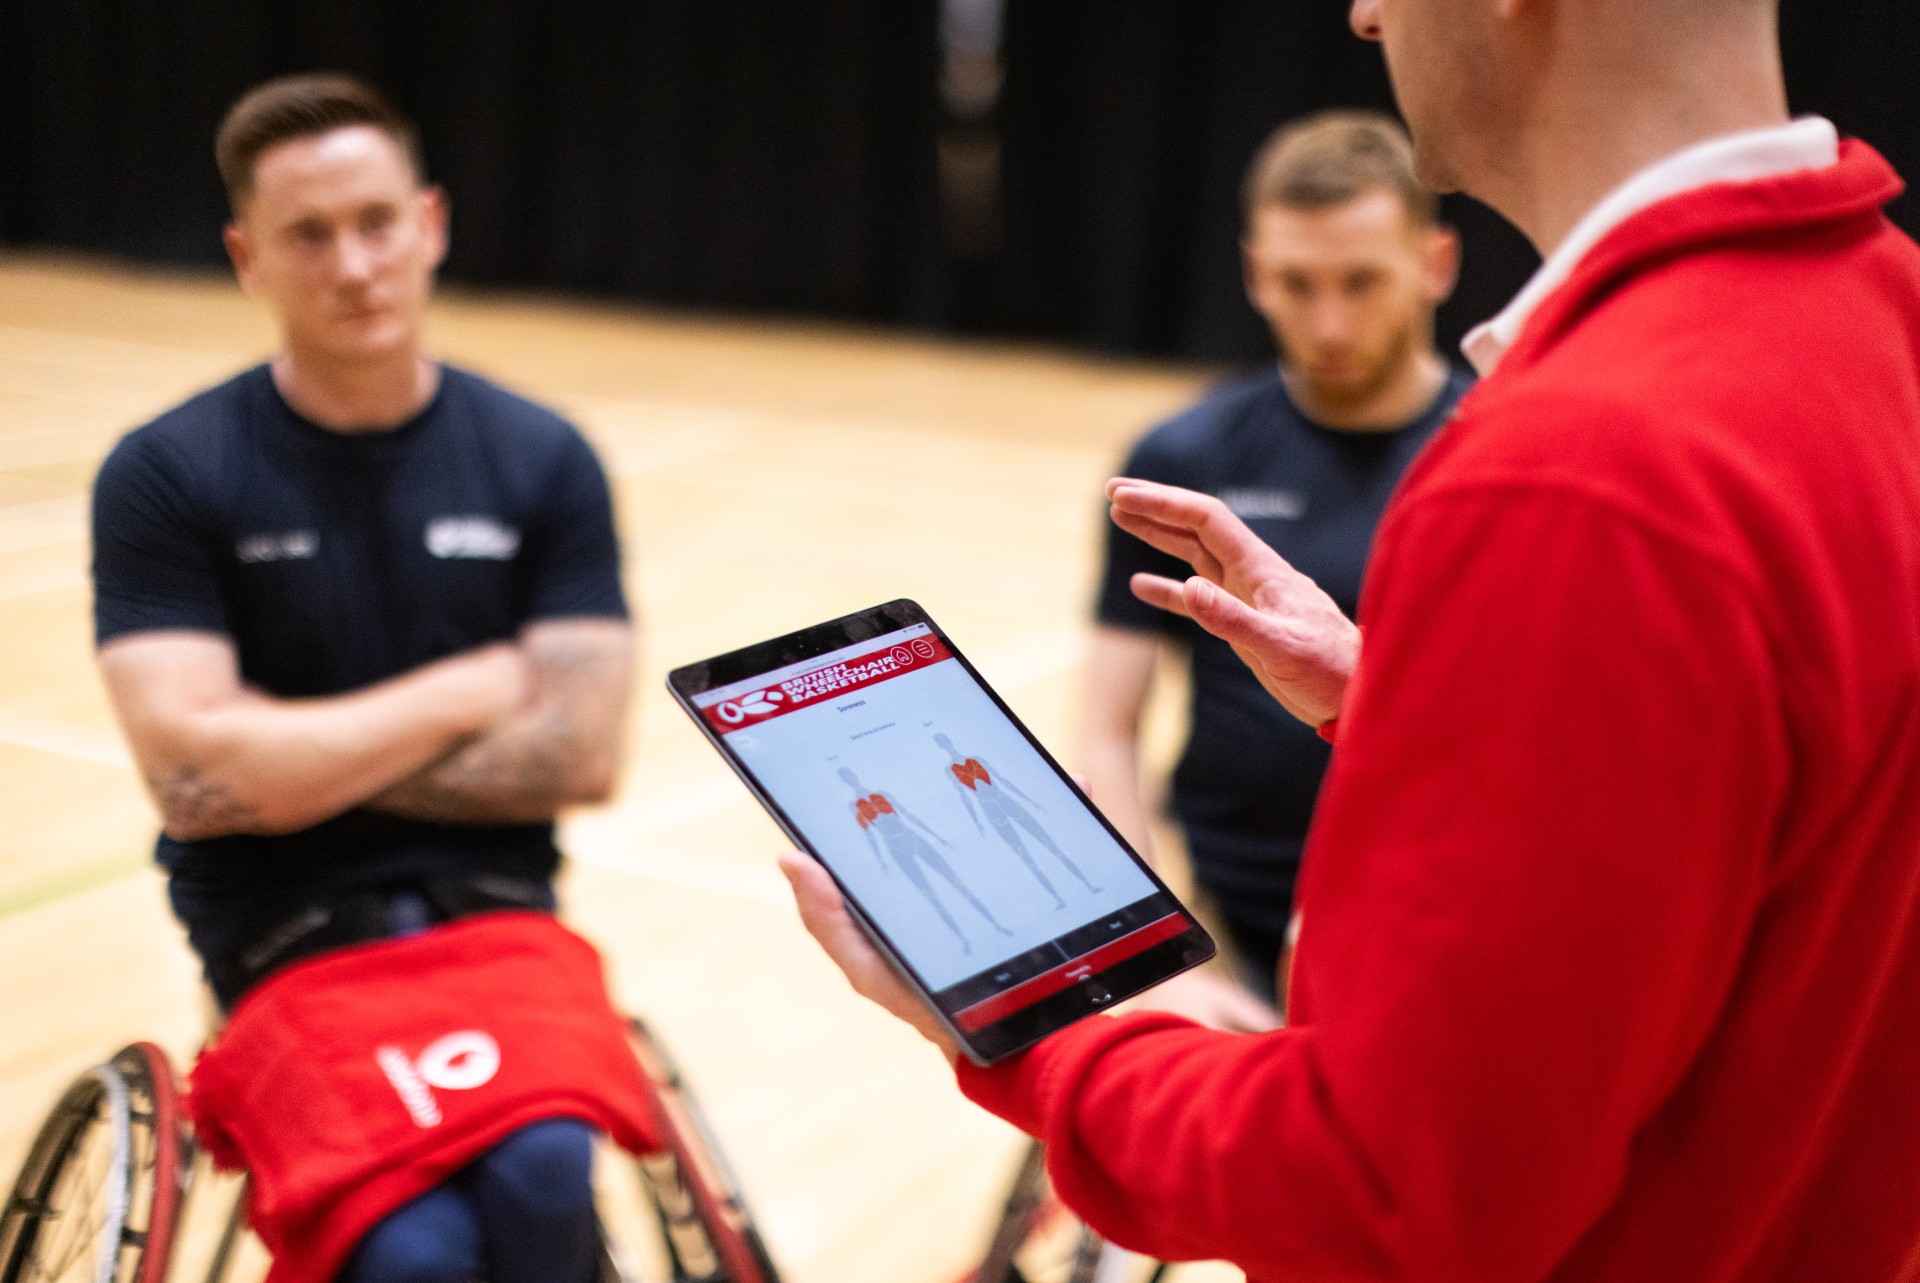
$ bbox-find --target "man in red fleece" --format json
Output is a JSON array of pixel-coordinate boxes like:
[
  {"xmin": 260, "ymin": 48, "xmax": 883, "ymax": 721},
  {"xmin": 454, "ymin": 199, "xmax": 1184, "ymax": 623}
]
[{"xmin": 781, "ymin": 0, "xmax": 1920, "ymax": 1279}]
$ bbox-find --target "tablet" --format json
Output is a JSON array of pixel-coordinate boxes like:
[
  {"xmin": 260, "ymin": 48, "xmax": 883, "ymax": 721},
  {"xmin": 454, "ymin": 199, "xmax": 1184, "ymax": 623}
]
[{"xmin": 667, "ymin": 599, "xmax": 1215, "ymax": 1064}]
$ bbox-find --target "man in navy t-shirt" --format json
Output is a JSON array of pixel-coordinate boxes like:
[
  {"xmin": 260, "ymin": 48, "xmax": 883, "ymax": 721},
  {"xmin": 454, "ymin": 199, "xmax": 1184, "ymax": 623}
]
[
  {"xmin": 1082, "ymin": 112, "xmax": 1470, "ymax": 1020},
  {"xmin": 90, "ymin": 76, "xmax": 629, "ymax": 1283}
]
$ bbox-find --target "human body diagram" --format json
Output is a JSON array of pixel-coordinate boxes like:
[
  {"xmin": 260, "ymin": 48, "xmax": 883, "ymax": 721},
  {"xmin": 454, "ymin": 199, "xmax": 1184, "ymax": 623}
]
[
  {"xmin": 839, "ymin": 766, "xmax": 1012, "ymax": 952},
  {"xmin": 934, "ymin": 733, "xmax": 1102, "ymax": 907}
]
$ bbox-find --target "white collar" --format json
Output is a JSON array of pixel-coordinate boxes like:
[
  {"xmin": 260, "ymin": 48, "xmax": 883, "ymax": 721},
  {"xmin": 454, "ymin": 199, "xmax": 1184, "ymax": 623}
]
[{"xmin": 1462, "ymin": 117, "xmax": 1840, "ymax": 376}]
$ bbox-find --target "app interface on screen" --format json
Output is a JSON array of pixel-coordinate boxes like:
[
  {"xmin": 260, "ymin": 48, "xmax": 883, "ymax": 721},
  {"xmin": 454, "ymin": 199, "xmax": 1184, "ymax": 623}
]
[{"xmin": 692, "ymin": 624, "xmax": 1180, "ymax": 1023}]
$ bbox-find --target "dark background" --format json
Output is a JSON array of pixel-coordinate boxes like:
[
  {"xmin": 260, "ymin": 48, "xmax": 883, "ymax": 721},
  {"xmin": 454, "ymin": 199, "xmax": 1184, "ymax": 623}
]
[{"xmin": 3, "ymin": 0, "xmax": 1915, "ymax": 363}]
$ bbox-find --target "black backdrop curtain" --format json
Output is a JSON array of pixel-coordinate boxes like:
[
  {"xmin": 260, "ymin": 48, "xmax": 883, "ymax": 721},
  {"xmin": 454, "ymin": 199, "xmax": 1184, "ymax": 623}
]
[
  {"xmin": 981, "ymin": 0, "xmax": 1920, "ymax": 359},
  {"xmin": 0, "ymin": 0, "xmax": 946, "ymax": 321},
  {"xmin": 2, "ymin": 0, "xmax": 1915, "ymax": 363}
]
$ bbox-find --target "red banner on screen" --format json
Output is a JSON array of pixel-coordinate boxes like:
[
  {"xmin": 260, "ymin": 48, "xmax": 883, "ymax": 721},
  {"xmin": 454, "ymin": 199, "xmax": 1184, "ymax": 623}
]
[
  {"xmin": 952, "ymin": 913, "xmax": 1190, "ymax": 1032},
  {"xmin": 701, "ymin": 635, "xmax": 954, "ymax": 732}
]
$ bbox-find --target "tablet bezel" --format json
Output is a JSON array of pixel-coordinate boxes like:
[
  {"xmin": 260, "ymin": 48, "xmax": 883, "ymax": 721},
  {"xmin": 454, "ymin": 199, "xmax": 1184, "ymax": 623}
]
[{"xmin": 667, "ymin": 598, "xmax": 1216, "ymax": 1064}]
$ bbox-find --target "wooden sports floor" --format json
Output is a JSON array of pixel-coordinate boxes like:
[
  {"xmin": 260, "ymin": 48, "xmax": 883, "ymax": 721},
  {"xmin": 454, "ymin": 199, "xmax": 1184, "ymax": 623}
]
[{"xmin": 0, "ymin": 254, "xmax": 1239, "ymax": 1283}]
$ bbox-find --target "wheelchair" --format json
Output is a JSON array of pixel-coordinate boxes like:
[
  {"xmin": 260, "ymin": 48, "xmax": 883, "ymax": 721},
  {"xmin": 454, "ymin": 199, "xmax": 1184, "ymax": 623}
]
[
  {"xmin": 965, "ymin": 1139, "xmax": 1172, "ymax": 1283},
  {"xmin": 0, "ymin": 1019, "xmax": 781, "ymax": 1283}
]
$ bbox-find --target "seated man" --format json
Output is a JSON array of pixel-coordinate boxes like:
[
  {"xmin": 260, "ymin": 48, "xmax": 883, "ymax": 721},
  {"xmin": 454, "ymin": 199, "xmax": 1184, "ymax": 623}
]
[
  {"xmin": 91, "ymin": 75, "xmax": 637, "ymax": 1283},
  {"xmin": 1081, "ymin": 111, "xmax": 1467, "ymax": 1013}
]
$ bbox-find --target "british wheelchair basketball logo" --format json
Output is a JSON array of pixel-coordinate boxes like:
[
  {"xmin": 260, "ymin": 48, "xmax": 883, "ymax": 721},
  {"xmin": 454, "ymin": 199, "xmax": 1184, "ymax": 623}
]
[
  {"xmin": 701, "ymin": 632, "xmax": 952, "ymax": 733},
  {"xmin": 377, "ymin": 1030, "xmax": 502, "ymax": 1128},
  {"xmin": 716, "ymin": 688, "xmax": 786, "ymax": 724}
]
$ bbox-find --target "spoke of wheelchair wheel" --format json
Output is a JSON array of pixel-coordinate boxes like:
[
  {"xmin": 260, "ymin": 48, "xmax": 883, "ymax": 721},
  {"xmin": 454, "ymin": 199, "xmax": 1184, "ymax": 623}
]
[
  {"xmin": 39, "ymin": 1118, "xmax": 114, "ymax": 1280},
  {"xmin": 973, "ymin": 1143, "xmax": 1050, "ymax": 1283},
  {"xmin": 203, "ymin": 1180, "xmax": 250, "ymax": 1283},
  {"xmin": 636, "ymin": 1154, "xmax": 703, "ymax": 1278},
  {"xmin": 126, "ymin": 1115, "xmax": 156, "ymax": 1238},
  {"xmin": 1063, "ymin": 1228, "xmax": 1104, "ymax": 1283}
]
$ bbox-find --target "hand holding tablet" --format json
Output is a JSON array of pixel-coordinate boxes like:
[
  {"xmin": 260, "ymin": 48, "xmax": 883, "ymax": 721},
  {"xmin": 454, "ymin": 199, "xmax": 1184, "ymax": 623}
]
[{"xmin": 668, "ymin": 600, "xmax": 1215, "ymax": 1064}]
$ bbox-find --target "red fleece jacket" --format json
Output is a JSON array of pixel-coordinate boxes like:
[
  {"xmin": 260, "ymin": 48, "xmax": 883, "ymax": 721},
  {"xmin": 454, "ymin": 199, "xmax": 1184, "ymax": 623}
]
[
  {"xmin": 960, "ymin": 142, "xmax": 1920, "ymax": 1282},
  {"xmin": 189, "ymin": 913, "xmax": 661, "ymax": 1283}
]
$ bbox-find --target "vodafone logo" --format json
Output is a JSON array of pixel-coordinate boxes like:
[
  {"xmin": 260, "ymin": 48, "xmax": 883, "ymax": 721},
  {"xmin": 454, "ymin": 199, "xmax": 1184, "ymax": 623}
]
[
  {"xmin": 715, "ymin": 688, "xmax": 787, "ymax": 724},
  {"xmin": 376, "ymin": 1030, "xmax": 502, "ymax": 1128}
]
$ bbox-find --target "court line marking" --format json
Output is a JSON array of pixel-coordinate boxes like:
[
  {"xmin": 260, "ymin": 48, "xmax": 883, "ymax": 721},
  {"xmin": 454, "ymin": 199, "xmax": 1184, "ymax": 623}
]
[
  {"xmin": 0, "ymin": 324, "xmax": 245, "ymax": 374},
  {"xmin": 0, "ymin": 726, "xmax": 133, "ymax": 769},
  {"xmin": 0, "ymin": 857, "xmax": 149, "ymax": 920}
]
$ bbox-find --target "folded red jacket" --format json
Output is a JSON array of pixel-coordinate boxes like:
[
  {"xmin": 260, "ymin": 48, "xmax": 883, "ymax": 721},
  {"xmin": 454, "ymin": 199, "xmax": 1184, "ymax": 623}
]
[{"xmin": 188, "ymin": 911, "xmax": 662, "ymax": 1283}]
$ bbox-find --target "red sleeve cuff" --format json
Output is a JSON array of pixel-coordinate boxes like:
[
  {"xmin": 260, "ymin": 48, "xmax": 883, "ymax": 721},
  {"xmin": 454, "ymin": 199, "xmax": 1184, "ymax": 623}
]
[
  {"xmin": 955, "ymin": 1048, "xmax": 1047, "ymax": 1136},
  {"xmin": 953, "ymin": 1013, "xmax": 1201, "ymax": 1138}
]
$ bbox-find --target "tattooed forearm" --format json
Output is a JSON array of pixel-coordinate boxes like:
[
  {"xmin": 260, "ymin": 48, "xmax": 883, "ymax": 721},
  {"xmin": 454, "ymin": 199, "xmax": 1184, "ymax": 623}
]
[
  {"xmin": 153, "ymin": 764, "xmax": 262, "ymax": 840},
  {"xmin": 365, "ymin": 622, "xmax": 631, "ymax": 826},
  {"xmin": 369, "ymin": 712, "xmax": 578, "ymax": 825}
]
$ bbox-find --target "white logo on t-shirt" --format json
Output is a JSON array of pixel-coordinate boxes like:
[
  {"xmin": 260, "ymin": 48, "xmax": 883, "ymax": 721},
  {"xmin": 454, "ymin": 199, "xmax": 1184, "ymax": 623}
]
[
  {"xmin": 1218, "ymin": 488, "xmax": 1307, "ymax": 520},
  {"xmin": 376, "ymin": 1029, "xmax": 502, "ymax": 1129},
  {"xmin": 235, "ymin": 530, "xmax": 319, "ymax": 563},
  {"xmin": 425, "ymin": 516, "xmax": 521, "ymax": 560}
]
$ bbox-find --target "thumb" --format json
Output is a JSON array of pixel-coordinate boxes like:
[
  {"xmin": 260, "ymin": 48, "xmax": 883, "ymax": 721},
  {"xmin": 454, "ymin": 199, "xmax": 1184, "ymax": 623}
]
[{"xmin": 1182, "ymin": 576, "xmax": 1280, "ymax": 649}]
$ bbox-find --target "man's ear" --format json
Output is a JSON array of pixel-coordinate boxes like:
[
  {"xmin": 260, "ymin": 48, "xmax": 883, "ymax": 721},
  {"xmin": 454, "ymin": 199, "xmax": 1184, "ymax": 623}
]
[
  {"xmin": 1422, "ymin": 225, "xmax": 1463, "ymax": 306},
  {"xmin": 224, "ymin": 221, "xmax": 256, "ymax": 294},
  {"xmin": 1241, "ymin": 238, "xmax": 1265, "ymax": 312},
  {"xmin": 419, "ymin": 185, "xmax": 450, "ymax": 270}
]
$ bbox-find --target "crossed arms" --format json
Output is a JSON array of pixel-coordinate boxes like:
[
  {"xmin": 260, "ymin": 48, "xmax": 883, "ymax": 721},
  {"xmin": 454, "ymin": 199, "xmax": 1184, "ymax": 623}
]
[{"xmin": 98, "ymin": 618, "xmax": 633, "ymax": 841}]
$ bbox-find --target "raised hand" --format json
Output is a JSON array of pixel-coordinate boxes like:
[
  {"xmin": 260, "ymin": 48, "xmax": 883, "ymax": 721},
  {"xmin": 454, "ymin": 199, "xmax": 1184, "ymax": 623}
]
[{"xmin": 1107, "ymin": 478, "xmax": 1359, "ymax": 727}]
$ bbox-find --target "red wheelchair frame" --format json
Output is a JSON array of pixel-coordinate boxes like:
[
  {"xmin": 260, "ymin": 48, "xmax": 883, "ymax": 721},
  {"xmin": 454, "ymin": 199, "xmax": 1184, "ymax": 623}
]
[{"xmin": 0, "ymin": 1019, "xmax": 779, "ymax": 1283}]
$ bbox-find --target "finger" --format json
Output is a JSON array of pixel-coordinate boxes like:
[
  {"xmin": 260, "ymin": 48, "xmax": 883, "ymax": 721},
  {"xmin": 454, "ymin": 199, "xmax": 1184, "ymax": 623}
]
[
  {"xmin": 1188, "ymin": 583, "xmax": 1341, "ymax": 723},
  {"xmin": 1183, "ymin": 576, "xmax": 1301, "ymax": 654},
  {"xmin": 1107, "ymin": 476, "xmax": 1210, "ymax": 513},
  {"xmin": 777, "ymin": 848, "xmax": 837, "ymax": 903},
  {"xmin": 1110, "ymin": 506, "xmax": 1226, "ymax": 582},
  {"xmin": 1107, "ymin": 479, "xmax": 1234, "ymax": 538},
  {"xmin": 780, "ymin": 856, "xmax": 901, "ymax": 997},
  {"xmin": 1113, "ymin": 478, "xmax": 1290, "ymax": 587},
  {"xmin": 1129, "ymin": 573, "xmax": 1195, "ymax": 618},
  {"xmin": 778, "ymin": 851, "xmax": 856, "ymax": 950},
  {"xmin": 1184, "ymin": 497, "xmax": 1297, "ymax": 585},
  {"xmin": 1112, "ymin": 482, "xmax": 1282, "ymax": 584},
  {"xmin": 777, "ymin": 854, "xmax": 960, "ymax": 1060}
]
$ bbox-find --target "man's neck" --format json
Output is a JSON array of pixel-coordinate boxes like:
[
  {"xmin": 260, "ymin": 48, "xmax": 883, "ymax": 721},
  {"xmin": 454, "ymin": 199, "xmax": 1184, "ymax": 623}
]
[
  {"xmin": 1480, "ymin": 12, "xmax": 1790, "ymax": 255},
  {"xmin": 270, "ymin": 348, "xmax": 440, "ymax": 433},
  {"xmin": 1283, "ymin": 350, "xmax": 1450, "ymax": 435}
]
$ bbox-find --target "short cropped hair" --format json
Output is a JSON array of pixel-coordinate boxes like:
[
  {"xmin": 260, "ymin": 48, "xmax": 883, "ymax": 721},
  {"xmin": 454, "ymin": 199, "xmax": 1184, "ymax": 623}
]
[
  {"xmin": 215, "ymin": 73, "xmax": 423, "ymax": 212},
  {"xmin": 1242, "ymin": 110, "xmax": 1438, "ymax": 230}
]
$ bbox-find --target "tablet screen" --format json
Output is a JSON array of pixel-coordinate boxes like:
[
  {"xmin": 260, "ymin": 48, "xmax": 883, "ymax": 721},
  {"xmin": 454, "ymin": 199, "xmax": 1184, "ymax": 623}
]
[{"xmin": 682, "ymin": 614, "xmax": 1203, "ymax": 1053}]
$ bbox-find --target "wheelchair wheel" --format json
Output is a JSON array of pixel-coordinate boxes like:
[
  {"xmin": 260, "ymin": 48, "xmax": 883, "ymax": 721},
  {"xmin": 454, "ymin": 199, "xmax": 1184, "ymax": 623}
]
[
  {"xmin": 601, "ymin": 1017, "xmax": 781, "ymax": 1283},
  {"xmin": 967, "ymin": 1140, "xmax": 1170, "ymax": 1283},
  {"xmin": 0, "ymin": 1044, "xmax": 186, "ymax": 1283}
]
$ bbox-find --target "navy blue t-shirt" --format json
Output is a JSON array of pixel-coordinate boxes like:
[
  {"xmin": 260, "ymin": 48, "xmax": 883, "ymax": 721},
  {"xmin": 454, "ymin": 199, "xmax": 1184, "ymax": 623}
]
[
  {"xmin": 91, "ymin": 363, "xmax": 627, "ymax": 968},
  {"xmin": 1097, "ymin": 366, "xmax": 1470, "ymax": 932}
]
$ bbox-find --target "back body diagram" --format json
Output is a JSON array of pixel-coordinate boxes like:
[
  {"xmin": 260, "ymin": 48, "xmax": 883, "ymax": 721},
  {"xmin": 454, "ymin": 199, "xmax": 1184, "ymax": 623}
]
[
  {"xmin": 933, "ymin": 734, "xmax": 1101, "ymax": 908},
  {"xmin": 839, "ymin": 767, "xmax": 1010, "ymax": 952}
]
